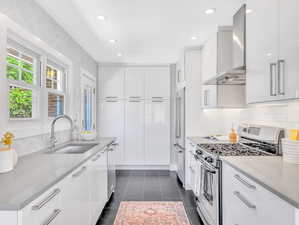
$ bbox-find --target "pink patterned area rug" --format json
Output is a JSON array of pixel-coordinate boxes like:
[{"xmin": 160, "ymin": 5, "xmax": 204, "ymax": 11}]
[{"xmin": 113, "ymin": 201, "xmax": 191, "ymax": 225}]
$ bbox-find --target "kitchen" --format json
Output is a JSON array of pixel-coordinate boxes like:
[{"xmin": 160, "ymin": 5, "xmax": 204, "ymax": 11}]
[{"xmin": 0, "ymin": 0, "xmax": 299, "ymax": 225}]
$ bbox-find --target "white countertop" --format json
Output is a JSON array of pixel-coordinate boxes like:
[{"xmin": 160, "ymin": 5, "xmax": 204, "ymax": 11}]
[{"xmin": 0, "ymin": 137, "xmax": 115, "ymax": 210}]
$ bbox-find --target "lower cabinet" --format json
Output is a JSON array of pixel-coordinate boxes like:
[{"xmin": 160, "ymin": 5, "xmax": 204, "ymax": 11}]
[
  {"xmin": 222, "ymin": 163, "xmax": 296, "ymax": 225},
  {"xmin": 20, "ymin": 151, "xmax": 108, "ymax": 225}
]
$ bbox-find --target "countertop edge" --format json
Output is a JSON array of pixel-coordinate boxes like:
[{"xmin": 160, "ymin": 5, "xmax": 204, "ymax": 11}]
[
  {"xmin": 2, "ymin": 138, "xmax": 115, "ymax": 211},
  {"xmin": 221, "ymin": 159, "xmax": 299, "ymax": 210}
]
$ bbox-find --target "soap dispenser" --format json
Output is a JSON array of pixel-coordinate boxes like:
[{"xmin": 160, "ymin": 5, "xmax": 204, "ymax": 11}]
[{"xmin": 229, "ymin": 126, "xmax": 238, "ymax": 143}]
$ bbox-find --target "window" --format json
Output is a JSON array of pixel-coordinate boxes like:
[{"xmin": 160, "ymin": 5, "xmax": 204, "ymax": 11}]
[
  {"xmin": 9, "ymin": 85, "xmax": 32, "ymax": 118},
  {"xmin": 46, "ymin": 60, "xmax": 66, "ymax": 117},
  {"xmin": 6, "ymin": 41, "xmax": 40, "ymax": 119},
  {"xmin": 81, "ymin": 74, "xmax": 96, "ymax": 131}
]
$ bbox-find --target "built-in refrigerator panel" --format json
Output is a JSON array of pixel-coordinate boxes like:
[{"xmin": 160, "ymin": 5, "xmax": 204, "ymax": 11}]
[{"xmin": 175, "ymin": 88, "xmax": 186, "ymax": 185}]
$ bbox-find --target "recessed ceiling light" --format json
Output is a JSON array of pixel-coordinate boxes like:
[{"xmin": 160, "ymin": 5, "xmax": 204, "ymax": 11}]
[
  {"xmin": 109, "ymin": 39, "xmax": 117, "ymax": 43},
  {"xmin": 205, "ymin": 8, "xmax": 216, "ymax": 15},
  {"xmin": 246, "ymin": 9, "xmax": 253, "ymax": 14},
  {"xmin": 191, "ymin": 36, "xmax": 198, "ymax": 40},
  {"xmin": 117, "ymin": 53, "xmax": 123, "ymax": 57},
  {"xmin": 97, "ymin": 15, "xmax": 106, "ymax": 21},
  {"xmin": 266, "ymin": 53, "xmax": 272, "ymax": 57}
]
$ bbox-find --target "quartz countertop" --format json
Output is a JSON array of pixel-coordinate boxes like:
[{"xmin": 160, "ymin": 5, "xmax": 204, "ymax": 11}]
[
  {"xmin": 222, "ymin": 156, "xmax": 299, "ymax": 209},
  {"xmin": 0, "ymin": 137, "xmax": 115, "ymax": 211}
]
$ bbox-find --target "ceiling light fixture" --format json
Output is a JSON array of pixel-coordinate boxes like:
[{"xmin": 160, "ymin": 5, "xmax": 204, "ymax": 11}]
[
  {"xmin": 205, "ymin": 8, "xmax": 216, "ymax": 15},
  {"xmin": 97, "ymin": 15, "xmax": 106, "ymax": 21},
  {"xmin": 117, "ymin": 53, "xmax": 123, "ymax": 57},
  {"xmin": 191, "ymin": 36, "xmax": 198, "ymax": 40},
  {"xmin": 109, "ymin": 39, "xmax": 117, "ymax": 43},
  {"xmin": 246, "ymin": 9, "xmax": 253, "ymax": 14}
]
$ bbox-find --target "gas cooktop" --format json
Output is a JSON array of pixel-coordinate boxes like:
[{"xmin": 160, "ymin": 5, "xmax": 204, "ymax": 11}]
[{"xmin": 197, "ymin": 143, "xmax": 274, "ymax": 157}]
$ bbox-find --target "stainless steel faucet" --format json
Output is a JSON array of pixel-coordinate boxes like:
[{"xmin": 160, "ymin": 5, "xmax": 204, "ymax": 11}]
[{"xmin": 50, "ymin": 115, "xmax": 74, "ymax": 149}]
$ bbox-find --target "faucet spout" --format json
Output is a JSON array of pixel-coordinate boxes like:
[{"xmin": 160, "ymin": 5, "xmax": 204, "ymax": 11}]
[{"xmin": 50, "ymin": 115, "xmax": 74, "ymax": 149}]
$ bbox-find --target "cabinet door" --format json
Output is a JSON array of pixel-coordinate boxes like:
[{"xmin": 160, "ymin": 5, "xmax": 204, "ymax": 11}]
[
  {"xmin": 124, "ymin": 100, "xmax": 145, "ymax": 164},
  {"xmin": 89, "ymin": 152, "xmax": 108, "ymax": 224},
  {"xmin": 145, "ymin": 67, "xmax": 170, "ymax": 99},
  {"xmin": 99, "ymin": 100, "xmax": 124, "ymax": 164},
  {"xmin": 125, "ymin": 67, "xmax": 145, "ymax": 99},
  {"xmin": 246, "ymin": 0, "xmax": 280, "ymax": 103},
  {"xmin": 279, "ymin": 0, "xmax": 299, "ymax": 99},
  {"xmin": 100, "ymin": 66, "xmax": 125, "ymax": 99},
  {"xmin": 145, "ymin": 100, "xmax": 170, "ymax": 165},
  {"xmin": 201, "ymin": 34, "xmax": 217, "ymax": 83},
  {"xmin": 65, "ymin": 164, "xmax": 90, "ymax": 225},
  {"xmin": 202, "ymin": 85, "xmax": 217, "ymax": 108}
]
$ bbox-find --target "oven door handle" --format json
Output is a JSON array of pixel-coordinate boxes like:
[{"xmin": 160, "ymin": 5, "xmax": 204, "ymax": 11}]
[{"xmin": 198, "ymin": 157, "xmax": 217, "ymax": 171}]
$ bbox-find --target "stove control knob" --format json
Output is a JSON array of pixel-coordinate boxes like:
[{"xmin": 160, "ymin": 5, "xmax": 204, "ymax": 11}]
[
  {"xmin": 205, "ymin": 157, "xmax": 214, "ymax": 163},
  {"xmin": 196, "ymin": 150, "xmax": 203, "ymax": 155}
]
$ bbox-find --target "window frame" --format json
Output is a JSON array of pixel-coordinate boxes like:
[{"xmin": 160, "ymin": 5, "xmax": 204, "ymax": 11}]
[
  {"xmin": 6, "ymin": 43, "xmax": 41, "ymax": 121},
  {"xmin": 45, "ymin": 60, "xmax": 68, "ymax": 118}
]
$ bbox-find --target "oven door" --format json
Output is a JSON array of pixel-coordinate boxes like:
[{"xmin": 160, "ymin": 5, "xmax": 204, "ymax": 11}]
[{"xmin": 197, "ymin": 160, "xmax": 219, "ymax": 225}]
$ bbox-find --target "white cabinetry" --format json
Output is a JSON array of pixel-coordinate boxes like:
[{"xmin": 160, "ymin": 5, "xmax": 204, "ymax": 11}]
[
  {"xmin": 125, "ymin": 67, "xmax": 146, "ymax": 99},
  {"xmin": 223, "ymin": 163, "xmax": 295, "ymax": 225},
  {"xmin": 146, "ymin": 67, "xmax": 170, "ymax": 99},
  {"xmin": 145, "ymin": 99, "xmax": 170, "ymax": 165},
  {"xmin": 186, "ymin": 140, "xmax": 198, "ymax": 192},
  {"xmin": 202, "ymin": 85, "xmax": 246, "ymax": 109},
  {"xmin": 99, "ymin": 65, "xmax": 171, "ymax": 168},
  {"xmin": 246, "ymin": 0, "xmax": 299, "ymax": 103},
  {"xmin": 99, "ymin": 100, "xmax": 124, "ymax": 164},
  {"xmin": 100, "ymin": 66, "xmax": 125, "ymax": 99},
  {"xmin": 246, "ymin": 0, "xmax": 280, "ymax": 103},
  {"xmin": 124, "ymin": 100, "xmax": 145, "ymax": 164},
  {"xmin": 89, "ymin": 151, "xmax": 108, "ymax": 225}
]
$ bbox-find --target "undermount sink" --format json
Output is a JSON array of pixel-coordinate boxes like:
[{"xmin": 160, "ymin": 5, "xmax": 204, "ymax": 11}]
[{"xmin": 48, "ymin": 143, "xmax": 98, "ymax": 154}]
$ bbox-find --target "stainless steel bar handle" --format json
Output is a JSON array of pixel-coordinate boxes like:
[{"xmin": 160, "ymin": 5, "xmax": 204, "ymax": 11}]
[
  {"xmin": 204, "ymin": 90, "xmax": 208, "ymax": 106},
  {"xmin": 32, "ymin": 189, "xmax": 61, "ymax": 211},
  {"xmin": 175, "ymin": 97, "xmax": 181, "ymax": 138},
  {"xmin": 277, "ymin": 59, "xmax": 285, "ymax": 95},
  {"xmin": 92, "ymin": 154, "xmax": 101, "ymax": 162},
  {"xmin": 106, "ymin": 100, "xmax": 118, "ymax": 103},
  {"xmin": 234, "ymin": 174, "xmax": 256, "ymax": 190},
  {"xmin": 129, "ymin": 100, "xmax": 141, "ymax": 102},
  {"xmin": 111, "ymin": 142, "xmax": 119, "ymax": 146},
  {"xmin": 72, "ymin": 166, "xmax": 87, "ymax": 178},
  {"xmin": 270, "ymin": 63, "xmax": 277, "ymax": 96},
  {"xmin": 152, "ymin": 97, "xmax": 163, "ymax": 99},
  {"xmin": 129, "ymin": 96, "xmax": 141, "ymax": 99},
  {"xmin": 106, "ymin": 96, "xmax": 118, "ymax": 99},
  {"xmin": 233, "ymin": 191, "xmax": 256, "ymax": 209},
  {"xmin": 43, "ymin": 209, "xmax": 61, "ymax": 225},
  {"xmin": 107, "ymin": 148, "xmax": 114, "ymax": 152}
]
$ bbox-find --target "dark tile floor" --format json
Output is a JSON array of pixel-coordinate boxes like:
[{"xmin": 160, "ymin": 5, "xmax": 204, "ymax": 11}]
[{"xmin": 96, "ymin": 170, "xmax": 204, "ymax": 225}]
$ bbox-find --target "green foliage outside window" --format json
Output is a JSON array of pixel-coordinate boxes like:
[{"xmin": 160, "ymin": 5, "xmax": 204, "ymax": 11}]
[
  {"xmin": 7, "ymin": 51, "xmax": 34, "ymax": 118},
  {"xmin": 9, "ymin": 86, "xmax": 32, "ymax": 118}
]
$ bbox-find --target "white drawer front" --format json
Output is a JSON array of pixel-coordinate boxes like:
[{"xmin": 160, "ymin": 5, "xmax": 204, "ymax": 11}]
[{"xmin": 223, "ymin": 163, "xmax": 295, "ymax": 225}]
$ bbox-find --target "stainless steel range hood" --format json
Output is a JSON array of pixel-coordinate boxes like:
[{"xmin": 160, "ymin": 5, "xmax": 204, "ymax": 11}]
[{"xmin": 204, "ymin": 4, "xmax": 246, "ymax": 85}]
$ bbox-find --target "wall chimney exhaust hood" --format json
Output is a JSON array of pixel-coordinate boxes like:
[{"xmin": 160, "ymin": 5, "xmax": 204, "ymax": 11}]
[{"xmin": 204, "ymin": 4, "xmax": 246, "ymax": 85}]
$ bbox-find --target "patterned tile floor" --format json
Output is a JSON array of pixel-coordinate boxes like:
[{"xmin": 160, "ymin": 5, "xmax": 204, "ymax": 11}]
[{"xmin": 96, "ymin": 170, "xmax": 204, "ymax": 225}]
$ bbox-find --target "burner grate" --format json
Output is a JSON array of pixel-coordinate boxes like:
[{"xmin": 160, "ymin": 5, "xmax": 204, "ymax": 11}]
[{"xmin": 197, "ymin": 143, "xmax": 272, "ymax": 156}]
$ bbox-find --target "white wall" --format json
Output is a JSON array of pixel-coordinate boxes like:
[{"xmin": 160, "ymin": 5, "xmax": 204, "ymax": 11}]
[{"xmin": 0, "ymin": 0, "xmax": 97, "ymax": 155}]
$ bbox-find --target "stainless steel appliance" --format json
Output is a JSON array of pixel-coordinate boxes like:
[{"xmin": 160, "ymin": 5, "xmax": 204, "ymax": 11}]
[
  {"xmin": 175, "ymin": 87, "xmax": 186, "ymax": 185},
  {"xmin": 107, "ymin": 141, "xmax": 118, "ymax": 199},
  {"xmin": 195, "ymin": 124, "xmax": 284, "ymax": 225}
]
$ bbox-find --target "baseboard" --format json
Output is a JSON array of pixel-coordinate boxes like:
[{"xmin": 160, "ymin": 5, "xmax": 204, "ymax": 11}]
[
  {"xmin": 116, "ymin": 165, "xmax": 170, "ymax": 170},
  {"xmin": 169, "ymin": 164, "xmax": 177, "ymax": 171}
]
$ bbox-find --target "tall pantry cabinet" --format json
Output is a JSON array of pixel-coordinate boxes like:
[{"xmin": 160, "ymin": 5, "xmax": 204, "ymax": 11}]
[{"xmin": 98, "ymin": 65, "xmax": 171, "ymax": 168}]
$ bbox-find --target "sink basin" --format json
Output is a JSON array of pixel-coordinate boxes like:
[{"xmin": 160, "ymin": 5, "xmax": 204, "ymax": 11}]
[{"xmin": 48, "ymin": 143, "xmax": 98, "ymax": 154}]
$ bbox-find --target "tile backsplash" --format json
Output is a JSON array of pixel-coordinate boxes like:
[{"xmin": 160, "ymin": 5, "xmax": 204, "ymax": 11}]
[
  {"xmin": 13, "ymin": 129, "xmax": 72, "ymax": 157},
  {"xmin": 198, "ymin": 101, "xmax": 299, "ymax": 136}
]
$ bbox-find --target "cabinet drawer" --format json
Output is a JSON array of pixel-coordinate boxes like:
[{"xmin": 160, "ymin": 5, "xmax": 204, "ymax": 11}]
[
  {"xmin": 223, "ymin": 163, "xmax": 295, "ymax": 225},
  {"xmin": 21, "ymin": 180, "xmax": 66, "ymax": 225}
]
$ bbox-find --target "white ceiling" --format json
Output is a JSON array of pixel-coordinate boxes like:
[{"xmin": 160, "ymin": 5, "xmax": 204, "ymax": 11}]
[{"xmin": 35, "ymin": 0, "xmax": 245, "ymax": 64}]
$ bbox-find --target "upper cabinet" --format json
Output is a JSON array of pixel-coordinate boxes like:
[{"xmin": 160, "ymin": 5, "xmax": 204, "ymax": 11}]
[
  {"xmin": 100, "ymin": 65, "xmax": 170, "ymax": 100},
  {"xmin": 100, "ymin": 66, "xmax": 125, "ymax": 99},
  {"xmin": 145, "ymin": 67, "xmax": 170, "ymax": 99},
  {"xmin": 202, "ymin": 27, "xmax": 233, "ymax": 84},
  {"xmin": 125, "ymin": 67, "xmax": 146, "ymax": 99},
  {"xmin": 246, "ymin": 0, "xmax": 299, "ymax": 103}
]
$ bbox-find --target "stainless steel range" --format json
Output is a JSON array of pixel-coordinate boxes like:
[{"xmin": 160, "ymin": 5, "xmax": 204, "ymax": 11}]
[{"xmin": 194, "ymin": 124, "xmax": 285, "ymax": 225}]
